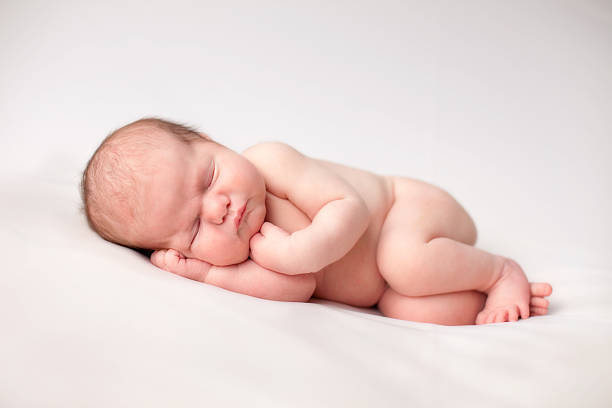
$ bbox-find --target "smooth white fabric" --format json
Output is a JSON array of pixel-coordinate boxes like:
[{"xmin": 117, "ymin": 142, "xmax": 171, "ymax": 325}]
[{"xmin": 1, "ymin": 1, "xmax": 611, "ymax": 407}]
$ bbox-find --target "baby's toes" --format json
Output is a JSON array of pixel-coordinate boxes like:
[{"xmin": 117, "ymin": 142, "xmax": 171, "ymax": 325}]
[
  {"xmin": 530, "ymin": 282, "xmax": 553, "ymax": 297},
  {"xmin": 488, "ymin": 311, "xmax": 499, "ymax": 324},
  {"xmin": 497, "ymin": 309, "xmax": 509, "ymax": 323},
  {"xmin": 486, "ymin": 311, "xmax": 498, "ymax": 324},
  {"xmin": 507, "ymin": 306, "xmax": 519, "ymax": 322},
  {"xmin": 529, "ymin": 296, "xmax": 549, "ymax": 317},
  {"xmin": 519, "ymin": 302, "xmax": 530, "ymax": 320},
  {"xmin": 530, "ymin": 297, "xmax": 549, "ymax": 308},
  {"xmin": 530, "ymin": 306, "xmax": 548, "ymax": 316},
  {"xmin": 476, "ymin": 310, "xmax": 489, "ymax": 325}
]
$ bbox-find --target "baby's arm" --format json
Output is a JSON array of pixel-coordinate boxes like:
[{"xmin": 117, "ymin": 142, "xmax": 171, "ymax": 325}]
[
  {"xmin": 244, "ymin": 142, "xmax": 369, "ymax": 275},
  {"xmin": 151, "ymin": 249, "xmax": 316, "ymax": 302}
]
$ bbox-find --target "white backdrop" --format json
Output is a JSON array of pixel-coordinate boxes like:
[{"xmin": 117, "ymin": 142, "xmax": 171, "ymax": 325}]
[
  {"xmin": 2, "ymin": 0, "xmax": 610, "ymax": 269},
  {"xmin": 1, "ymin": 1, "xmax": 612, "ymax": 407}
]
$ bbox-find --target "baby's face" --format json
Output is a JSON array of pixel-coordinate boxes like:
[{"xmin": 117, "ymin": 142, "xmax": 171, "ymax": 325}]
[{"xmin": 134, "ymin": 137, "xmax": 267, "ymax": 265}]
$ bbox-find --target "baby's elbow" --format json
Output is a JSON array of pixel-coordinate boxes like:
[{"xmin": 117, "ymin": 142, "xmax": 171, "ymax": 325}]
[
  {"xmin": 349, "ymin": 195, "xmax": 370, "ymax": 234},
  {"xmin": 289, "ymin": 273, "xmax": 316, "ymax": 302}
]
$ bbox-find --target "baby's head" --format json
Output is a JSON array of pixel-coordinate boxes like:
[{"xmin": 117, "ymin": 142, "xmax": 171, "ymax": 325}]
[{"xmin": 82, "ymin": 117, "xmax": 267, "ymax": 265}]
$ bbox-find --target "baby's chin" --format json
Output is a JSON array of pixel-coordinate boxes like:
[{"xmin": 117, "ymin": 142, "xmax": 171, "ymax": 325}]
[{"xmin": 205, "ymin": 244, "xmax": 250, "ymax": 266}]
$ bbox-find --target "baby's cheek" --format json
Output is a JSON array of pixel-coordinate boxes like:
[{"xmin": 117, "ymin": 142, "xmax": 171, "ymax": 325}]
[
  {"xmin": 195, "ymin": 238, "xmax": 249, "ymax": 266},
  {"xmin": 213, "ymin": 244, "xmax": 249, "ymax": 266}
]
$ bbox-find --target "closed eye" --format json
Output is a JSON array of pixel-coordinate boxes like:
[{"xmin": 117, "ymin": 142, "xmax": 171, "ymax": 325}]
[
  {"xmin": 205, "ymin": 161, "xmax": 215, "ymax": 189},
  {"xmin": 189, "ymin": 217, "xmax": 200, "ymax": 248}
]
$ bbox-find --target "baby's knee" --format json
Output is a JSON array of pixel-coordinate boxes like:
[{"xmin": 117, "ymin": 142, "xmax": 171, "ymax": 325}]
[
  {"xmin": 459, "ymin": 211, "xmax": 478, "ymax": 246},
  {"xmin": 436, "ymin": 188, "xmax": 478, "ymax": 245}
]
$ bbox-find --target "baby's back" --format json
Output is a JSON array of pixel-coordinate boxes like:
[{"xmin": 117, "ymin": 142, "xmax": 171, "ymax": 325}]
[{"xmin": 264, "ymin": 158, "xmax": 394, "ymax": 307}]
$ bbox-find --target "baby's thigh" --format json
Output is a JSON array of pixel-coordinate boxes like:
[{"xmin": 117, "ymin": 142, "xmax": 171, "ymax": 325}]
[
  {"xmin": 376, "ymin": 178, "xmax": 477, "ymax": 272},
  {"xmin": 384, "ymin": 177, "xmax": 477, "ymax": 245}
]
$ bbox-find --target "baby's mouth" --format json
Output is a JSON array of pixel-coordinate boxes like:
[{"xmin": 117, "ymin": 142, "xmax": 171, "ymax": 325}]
[{"xmin": 234, "ymin": 203, "xmax": 246, "ymax": 230}]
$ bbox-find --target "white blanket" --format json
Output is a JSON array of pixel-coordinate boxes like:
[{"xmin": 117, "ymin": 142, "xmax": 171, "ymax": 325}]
[{"xmin": 1, "ymin": 0, "xmax": 611, "ymax": 406}]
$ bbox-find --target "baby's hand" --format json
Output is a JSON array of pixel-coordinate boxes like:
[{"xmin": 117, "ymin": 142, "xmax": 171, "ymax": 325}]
[
  {"xmin": 250, "ymin": 222, "xmax": 306, "ymax": 275},
  {"xmin": 150, "ymin": 249, "xmax": 211, "ymax": 282}
]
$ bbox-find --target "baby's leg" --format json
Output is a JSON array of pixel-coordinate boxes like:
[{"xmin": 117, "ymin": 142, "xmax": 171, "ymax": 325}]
[
  {"xmin": 377, "ymin": 178, "xmax": 499, "ymax": 296},
  {"xmin": 378, "ymin": 287, "xmax": 486, "ymax": 326},
  {"xmin": 377, "ymin": 178, "xmax": 552, "ymax": 323},
  {"xmin": 378, "ymin": 284, "xmax": 552, "ymax": 325}
]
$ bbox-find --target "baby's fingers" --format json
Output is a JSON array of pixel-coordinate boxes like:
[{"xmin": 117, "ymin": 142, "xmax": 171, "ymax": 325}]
[
  {"xmin": 151, "ymin": 249, "xmax": 168, "ymax": 268},
  {"xmin": 260, "ymin": 221, "xmax": 285, "ymax": 236},
  {"xmin": 164, "ymin": 249, "xmax": 187, "ymax": 269},
  {"xmin": 151, "ymin": 249, "xmax": 185, "ymax": 271}
]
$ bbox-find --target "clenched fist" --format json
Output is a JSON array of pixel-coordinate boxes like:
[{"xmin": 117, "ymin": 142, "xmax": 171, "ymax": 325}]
[
  {"xmin": 150, "ymin": 249, "xmax": 211, "ymax": 282},
  {"xmin": 249, "ymin": 222, "xmax": 312, "ymax": 275}
]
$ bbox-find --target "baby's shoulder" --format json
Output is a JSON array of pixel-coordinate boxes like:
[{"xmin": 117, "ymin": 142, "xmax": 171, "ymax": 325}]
[
  {"xmin": 242, "ymin": 141, "xmax": 309, "ymax": 173},
  {"xmin": 242, "ymin": 141, "xmax": 301, "ymax": 161},
  {"xmin": 242, "ymin": 142, "xmax": 333, "ymax": 200}
]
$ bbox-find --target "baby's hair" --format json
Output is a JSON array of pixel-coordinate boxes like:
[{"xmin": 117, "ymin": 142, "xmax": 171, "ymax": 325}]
[{"xmin": 81, "ymin": 117, "xmax": 209, "ymax": 249}]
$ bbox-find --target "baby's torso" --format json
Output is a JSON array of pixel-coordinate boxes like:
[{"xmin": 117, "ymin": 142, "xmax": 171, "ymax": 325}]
[{"xmin": 264, "ymin": 159, "xmax": 393, "ymax": 307}]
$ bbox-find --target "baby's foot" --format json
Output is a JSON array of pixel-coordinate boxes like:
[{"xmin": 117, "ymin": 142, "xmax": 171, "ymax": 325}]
[{"xmin": 476, "ymin": 258, "xmax": 552, "ymax": 324}]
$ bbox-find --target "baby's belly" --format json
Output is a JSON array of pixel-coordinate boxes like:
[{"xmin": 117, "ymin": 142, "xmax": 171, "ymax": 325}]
[
  {"xmin": 265, "ymin": 173, "xmax": 393, "ymax": 307},
  {"xmin": 313, "ymin": 223, "xmax": 388, "ymax": 307}
]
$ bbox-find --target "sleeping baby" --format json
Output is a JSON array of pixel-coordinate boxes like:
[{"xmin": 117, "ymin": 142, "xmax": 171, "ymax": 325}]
[{"xmin": 81, "ymin": 117, "xmax": 552, "ymax": 325}]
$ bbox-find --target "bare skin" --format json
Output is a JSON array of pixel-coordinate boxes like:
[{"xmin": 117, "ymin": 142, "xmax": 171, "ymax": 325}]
[{"xmin": 111, "ymin": 125, "xmax": 552, "ymax": 325}]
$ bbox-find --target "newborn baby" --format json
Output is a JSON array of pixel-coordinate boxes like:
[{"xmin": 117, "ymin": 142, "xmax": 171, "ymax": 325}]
[{"xmin": 82, "ymin": 117, "xmax": 552, "ymax": 325}]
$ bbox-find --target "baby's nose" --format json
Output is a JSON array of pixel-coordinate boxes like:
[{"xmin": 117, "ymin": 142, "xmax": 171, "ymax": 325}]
[{"xmin": 204, "ymin": 195, "xmax": 230, "ymax": 224}]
